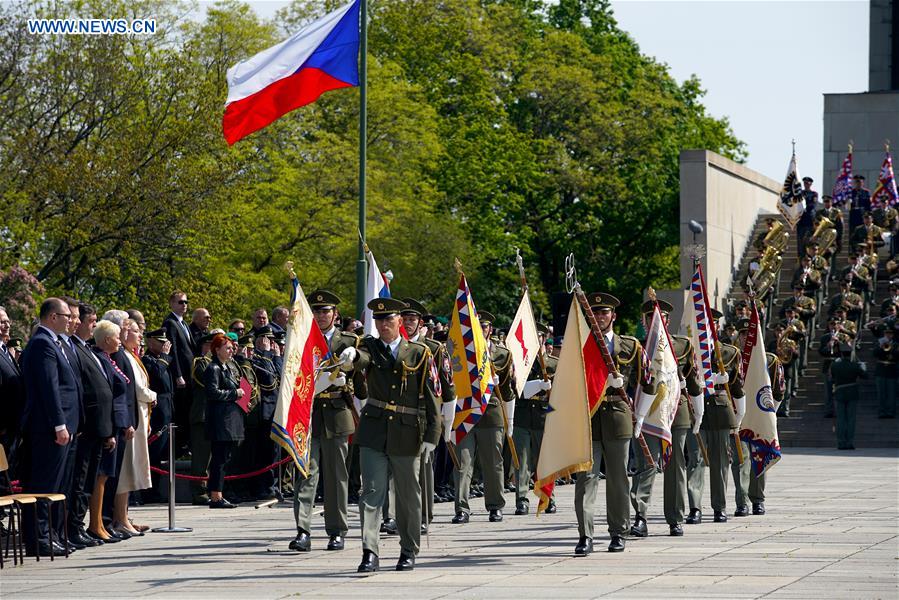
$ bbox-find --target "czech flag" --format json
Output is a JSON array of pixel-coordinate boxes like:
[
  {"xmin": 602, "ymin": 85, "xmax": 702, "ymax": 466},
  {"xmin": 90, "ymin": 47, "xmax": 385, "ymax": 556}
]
[{"xmin": 223, "ymin": 0, "xmax": 361, "ymax": 145}]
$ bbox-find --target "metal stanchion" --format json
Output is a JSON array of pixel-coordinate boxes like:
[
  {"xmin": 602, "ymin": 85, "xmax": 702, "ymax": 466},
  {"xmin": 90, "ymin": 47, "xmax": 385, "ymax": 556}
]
[{"xmin": 152, "ymin": 423, "xmax": 192, "ymax": 533}]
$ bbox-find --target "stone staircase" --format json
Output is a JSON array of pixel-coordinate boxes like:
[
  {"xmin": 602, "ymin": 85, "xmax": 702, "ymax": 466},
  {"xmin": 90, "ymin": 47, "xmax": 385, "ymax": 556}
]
[{"xmin": 725, "ymin": 212, "xmax": 898, "ymax": 448}]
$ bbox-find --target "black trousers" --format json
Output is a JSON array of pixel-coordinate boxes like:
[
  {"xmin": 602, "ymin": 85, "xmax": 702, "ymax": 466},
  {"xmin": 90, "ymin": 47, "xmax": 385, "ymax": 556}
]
[
  {"xmin": 208, "ymin": 441, "xmax": 237, "ymax": 492},
  {"xmin": 22, "ymin": 433, "xmax": 77, "ymax": 548},
  {"xmin": 69, "ymin": 433, "xmax": 103, "ymax": 532}
]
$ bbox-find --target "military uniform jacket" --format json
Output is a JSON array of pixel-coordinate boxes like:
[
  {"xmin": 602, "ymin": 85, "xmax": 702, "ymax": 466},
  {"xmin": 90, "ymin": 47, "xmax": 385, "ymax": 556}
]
[
  {"xmin": 478, "ymin": 343, "xmax": 514, "ymax": 430},
  {"xmin": 353, "ymin": 336, "xmax": 440, "ymax": 456},
  {"xmin": 830, "ymin": 357, "xmax": 867, "ymax": 401},
  {"xmin": 702, "ymin": 343, "xmax": 743, "ymax": 431},
  {"xmin": 513, "ymin": 353, "xmax": 559, "ymax": 431},
  {"xmin": 780, "ymin": 294, "xmax": 816, "ymax": 321},
  {"xmin": 828, "ymin": 292, "xmax": 864, "ymax": 316},
  {"xmin": 419, "ymin": 336, "xmax": 455, "ymax": 404},
  {"xmin": 189, "ymin": 355, "xmax": 211, "ymax": 425},
  {"xmin": 818, "ymin": 333, "xmax": 842, "ymax": 374},
  {"xmin": 672, "ymin": 335, "xmax": 703, "ymax": 429},
  {"xmin": 312, "ymin": 329, "xmax": 359, "ymax": 439},
  {"xmin": 873, "ymin": 341, "xmax": 899, "ymax": 378},
  {"xmin": 592, "ymin": 334, "xmax": 642, "ymax": 442},
  {"xmin": 234, "ymin": 355, "xmax": 260, "ymax": 424},
  {"xmin": 143, "ymin": 352, "xmax": 174, "ymax": 432},
  {"xmin": 251, "ymin": 351, "xmax": 281, "ymax": 421}
]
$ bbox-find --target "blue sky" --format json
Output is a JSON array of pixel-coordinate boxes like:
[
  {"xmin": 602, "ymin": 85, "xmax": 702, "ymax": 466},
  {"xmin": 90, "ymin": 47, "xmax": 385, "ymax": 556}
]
[{"xmin": 232, "ymin": 0, "xmax": 870, "ymax": 190}]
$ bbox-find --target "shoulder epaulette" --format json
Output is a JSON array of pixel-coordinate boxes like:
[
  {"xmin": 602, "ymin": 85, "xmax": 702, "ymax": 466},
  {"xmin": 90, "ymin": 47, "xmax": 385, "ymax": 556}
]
[
  {"xmin": 617, "ymin": 335, "xmax": 640, "ymax": 364},
  {"xmin": 672, "ymin": 335, "xmax": 693, "ymax": 362}
]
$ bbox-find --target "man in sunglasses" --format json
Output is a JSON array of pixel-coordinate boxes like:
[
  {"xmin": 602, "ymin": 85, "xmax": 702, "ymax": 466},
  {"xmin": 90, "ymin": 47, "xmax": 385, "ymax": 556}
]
[{"xmin": 163, "ymin": 291, "xmax": 195, "ymax": 453}]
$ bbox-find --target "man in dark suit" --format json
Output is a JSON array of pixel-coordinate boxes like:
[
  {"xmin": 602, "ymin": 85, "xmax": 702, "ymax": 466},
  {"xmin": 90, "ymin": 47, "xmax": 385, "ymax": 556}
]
[
  {"xmin": 188, "ymin": 308, "xmax": 211, "ymax": 355},
  {"xmin": 162, "ymin": 291, "xmax": 195, "ymax": 452},
  {"xmin": 20, "ymin": 298, "xmax": 83, "ymax": 556},
  {"xmin": 0, "ymin": 306, "xmax": 25, "ymax": 492}
]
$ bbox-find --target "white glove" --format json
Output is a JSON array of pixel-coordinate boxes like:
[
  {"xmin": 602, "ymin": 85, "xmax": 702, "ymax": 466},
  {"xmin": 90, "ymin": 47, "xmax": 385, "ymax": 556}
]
[
  {"xmin": 539, "ymin": 380, "xmax": 552, "ymax": 392},
  {"xmin": 522, "ymin": 379, "xmax": 551, "ymax": 399},
  {"xmin": 506, "ymin": 419, "xmax": 514, "ymax": 437},
  {"xmin": 679, "ymin": 378, "xmax": 687, "ymax": 391},
  {"xmin": 441, "ymin": 400, "xmax": 456, "ymax": 442},
  {"xmin": 313, "ymin": 372, "xmax": 332, "ymax": 394},
  {"xmin": 421, "ymin": 441, "xmax": 436, "ymax": 458},
  {"xmin": 329, "ymin": 372, "xmax": 347, "ymax": 388},
  {"xmin": 492, "ymin": 373, "xmax": 500, "ymax": 386},
  {"xmin": 339, "ymin": 347, "xmax": 357, "ymax": 369},
  {"xmin": 858, "ymin": 361, "xmax": 867, "ymax": 372},
  {"xmin": 633, "ymin": 416, "xmax": 644, "ymax": 438},
  {"xmin": 607, "ymin": 373, "xmax": 625, "ymax": 389},
  {"xmin": 353, "ymin": 396, "xmax": 366, "ymax": 413},
  {"xmin": 690, "ymin": 394, "xmax": 704, "ymax": 434},
  {"xmin": 713, "ymin": 371, "xmax": 729, "ymax": 385},
  {"xmin": 734, "ymin": 395, "xmax": 746, "ymax": 426}
]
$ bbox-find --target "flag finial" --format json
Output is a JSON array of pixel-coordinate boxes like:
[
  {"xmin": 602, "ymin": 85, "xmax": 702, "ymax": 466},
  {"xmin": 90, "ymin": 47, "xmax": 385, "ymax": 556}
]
[
  {"xmin": 453, "ymin": 257, "xmax": 463, "ymax": 274},
  {"xmin": 647, "ymin": 287, "xmax": 657, "ymax": 302},
  {"xmin": 284, "ymin": 261, "xmax": 297, "ymax": 279}
]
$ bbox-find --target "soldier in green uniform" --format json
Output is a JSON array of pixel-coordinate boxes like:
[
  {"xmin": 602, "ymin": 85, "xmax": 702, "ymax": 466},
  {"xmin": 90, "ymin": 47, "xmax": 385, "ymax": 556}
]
[
  {"xmin": 352, "ymin": 298, "xmax": 441, "ymax": 573},
  {"xmin": 512, "ymin": 322, "xmax": 557, "ymax": 516},
  {"xmin": 249, "ymin": 326, "xmax": 281, "ymax": 500},
  {"xmin": 400, "ymin": 298, "xmax": 455, "ymax": 533},
  {"xmin": 289, "ymin": 290, "xmax": 359, "ymax": 553},
  {"xmin": 830, "ymin": 343, "xmax": 868, "ymax": 449},
  {"xmin": 452, "ymin": 311, "xmax": 513, "ymax": 524},
  {"xmin": 574, "ymin": 293, "xmax": 646, "ymax": 555},
  {"xmin": 629, "ymin": 300, "xmax": 703, "ymax": 538},
  {"xmin": 230, "ymin": 333, "xmax": 260, "ymax": 501},
  {"xmin": 189, "ymin": 331, "xmax": 219, "ymax": 505}
]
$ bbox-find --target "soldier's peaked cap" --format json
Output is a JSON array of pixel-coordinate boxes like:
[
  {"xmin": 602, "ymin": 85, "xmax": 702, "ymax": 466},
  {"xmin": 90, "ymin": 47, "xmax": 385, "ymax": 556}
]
[
  {"xmin": 368, "ymin": 298, "xmax": 407, "ymax": 318},
  {"xmin": 587, "ymin": 292, "xmax": 620, "ymax": 309},
  {"xmin": 401, "ymin": 298, "xmax": 428, "ymax": 316},
  {"xmin": 478, "ymin": 311, "xmax": 496, "ymax": 325},
  {"xmin": 641, "ymin": 299, "xmax": 673, "ymax": 315},
  {"xmin": 145, "ymin": 328, "xmax": 168, "ymax": 342},
  {"xmin": 308, "ymin": 290, "xmax": 341, "ymax": 309}
]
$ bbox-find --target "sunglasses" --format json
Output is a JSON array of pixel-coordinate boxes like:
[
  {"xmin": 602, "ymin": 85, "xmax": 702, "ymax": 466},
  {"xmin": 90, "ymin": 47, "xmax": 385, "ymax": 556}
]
[{"xmin": 177, "ymin": 300, "xmax": 189, "ymax": 305}]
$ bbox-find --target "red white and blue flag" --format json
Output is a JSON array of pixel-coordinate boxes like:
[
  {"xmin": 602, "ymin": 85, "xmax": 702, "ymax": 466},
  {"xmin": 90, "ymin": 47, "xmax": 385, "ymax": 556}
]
[
  {"xmin": 832, "ymin": 150, "xmax": 853, "ymax": 207},
  {"xmin": 681, "ymin": 264, "xmax": 716, "ymax": 399},
  {"xmin": 223, "ymin": 0, "xmax": 361, "ymax": 145},
  {"xmin": 872, "ymin": 150, "xmax": 899, "ymax": 208},
  {"xmin": 362, "ymin": 248, "xmax": 392, "ymax": 338}
]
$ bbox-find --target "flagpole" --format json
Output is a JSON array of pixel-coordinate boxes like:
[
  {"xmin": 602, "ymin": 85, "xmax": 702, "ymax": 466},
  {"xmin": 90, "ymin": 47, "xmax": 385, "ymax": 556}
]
[{"xmin": 355, "ymin": 0, "xmax": 368, "ymax": 319}]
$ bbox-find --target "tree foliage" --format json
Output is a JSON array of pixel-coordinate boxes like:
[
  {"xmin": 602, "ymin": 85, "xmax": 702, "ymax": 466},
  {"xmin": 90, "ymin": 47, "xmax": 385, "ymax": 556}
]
[{"xmin": 0, "ymin": 0, "xmax": 744, "ymax": 331}]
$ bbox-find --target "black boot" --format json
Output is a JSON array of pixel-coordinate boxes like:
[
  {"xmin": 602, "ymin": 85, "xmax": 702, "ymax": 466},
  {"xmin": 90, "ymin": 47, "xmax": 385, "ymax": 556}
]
[
  {"xmin": 489, "ymin": 509, "xmax": 503, "ymax": 522},
  {"xmin": 608, "ymin": 536, "xmax": 625, "ymax": 552},
  {"xmin": 357, "ymin": 549, "xmax": 379, "ymax": 573},
  {"xmin": 515, "ymin": 499, "xmax": 528, "ymax": 515},
  {"xmin": 451, "ymin": 511, "xmax": 469, "ymax": 524},
  {"xmin": 752, "ymin": 502, "xmax": 766, "ymax": 515},
  {"xmin": 396, "ymin": 551, "xmax": 415, "ymax": 571},
  {"xmin": 734, "ymin": 505, "xmax": 749, "ymax": 517},
  {"xmin": 380, "ymin": 518, "xmax": 398, "ymax": 535},
  {"xmin": 685, "ymin": 509, "xmax": 702, "ymax": 524},
  {"xmin": 545, "ymin": 499, "xmax": 557, "ymax": 514},
  {"xmin": 574, "ymin": 536, "xmax": 593, "ymax": 556},
  {"xmin": 326, "ymin": 534, "xmax": 344, "ymax": 551},
  {"xmin": 629, "ymin": 514, "xmax": 648, "ymax": 537},
  {"xmin": 289, "ymin": 530, "xmax": 311, "ymax": 552},
  {"xmin": 669, "ymin": 524, "xmax": 684, "ymax": 536},
  {"xmin": 713, "ymin": 510, "xmax": 728, "ymax": 523}
]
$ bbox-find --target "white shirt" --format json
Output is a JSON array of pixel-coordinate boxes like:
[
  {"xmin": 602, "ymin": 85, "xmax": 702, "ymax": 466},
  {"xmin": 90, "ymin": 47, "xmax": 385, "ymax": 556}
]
[
  {"xmin": 323, "ymin": 326, "xmax": 336, "ymax": 346},
  {"xmin": 384, "ymin": 335, "xmax": 402, "ymax": 359}
]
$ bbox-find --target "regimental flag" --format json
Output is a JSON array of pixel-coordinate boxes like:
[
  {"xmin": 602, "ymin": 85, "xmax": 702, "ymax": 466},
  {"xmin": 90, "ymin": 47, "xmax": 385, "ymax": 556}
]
[
  {"xmin": 534, "ymin": 297, "xmax": 598, "ymax": 514},
  {"xmin": 362, "ymin": 249, "xmax": 391, "ymax": 339},
  {"xmin": 634, "ymin": 303, "xmax": 681, "ymax": 469},
  {"xmin": 271, "ymin": 273, "xmax": 330, "ymax": 477},
  {"xmin": 872, "ymin": 150, "xmax": 899, "ymax": 208},
  {"xmin": 447, "ymin": 274, "xmax": 494, "ymax": 445},
  {"xmin": 223, "ymin": 0, "xmax": 361, "ymax": 145},
  {"xmin": 832, "ymin": 150, "xmax": 853, "ymax": 207},
  {"xmin": 778, "ymin": 151, "xmax": 805, "ymax": 229},
  {"xmin": 507, "ymin": 292, "xmax": 541, "ymax": 398},
  {"xmin": 738, "ymin": 300, "xmax": 782, "ymax": 476},
  {"xmin": 682, "ymin": 267, "xmax": 716, "ymax": 400}
]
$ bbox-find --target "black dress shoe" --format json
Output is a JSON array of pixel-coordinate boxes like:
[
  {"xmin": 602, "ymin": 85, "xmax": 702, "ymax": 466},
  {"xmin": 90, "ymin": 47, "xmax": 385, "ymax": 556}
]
[
  {"xmin": 608, "ymin": 536, "xmax": 625, "ymax": 552},
  {"xmin": 489, "ymin": 509, "xmax": 503, "ymax": 522},
  {"xmin": 396, "ymin": 552, "xmax": 415, "ymax": 571},
  {"xmin": 421, "ymin": 523, "xmax": 428, "ymax": 535},
  {"xmin": 629, "ymin": 514, "xmax": 648, "ymax": 537},
  {"xmin": 451, "ymin": 511, "xmax": 469, "ymax": 524},
  {"xmin": 669, "ymin": 524, "xmax": 684, "ymax": 536},
  {"xmin": 112, "ymin": 528, "xmax": 133, "ymax": 540},
  {"xmin": 87, "ymin": 530, "xmax": 117, "ymax": 543},
  {"xmin": 686, "ymin": 509, "xmax": 702, "ymax": 524},
  {"xmin": 209, "ymin": 498, "xmax": 238, "ymax": 509},
  {"xmin": 82, "ymin": 530, "xmax": 106, "ymax": 545},
  {"xmin": 326, "ymin": 535, "xmax": 344, "ymax": 551},
  {"xmin": 752, "ymin": 502, "xmax": 766, "ymax": 515},
  {"xmin": 734, "ymin": 505, "xmax": 749, "ymax": 517},
  {"xmin": 67, "ymin": 538, "xmax": 86, "ymax": 550},
  {"xmin": 26, "ymin": 541, "xmax": 65, "ymax": 557},
  {"xmin": 574, "ymin": 536, "xmax": 593, "ymax": 556},
  {"xmin": 713, "ymin": 511, "xmax": 728, "ymax": 523},
  {"xmin": 515, "ymin": 500, "xmax": 529, "ymax": 515},
  {"xmin": 289, "ymin": 530, "xmax": 311, "ymax": 552},
  {"xmin": 357, "ymin": 549, "xmax": 379, "ymax": 573},
  {"xmin": 545, "ymin": 500, "xmax": 557, "ymax": 514},
  {"xmin": 71, "ymin": 529, "xmax": 102, "ymax": 547},
  {"xmin": 380, "ymin": 518, "xmax": 398, "ymax": 535}
]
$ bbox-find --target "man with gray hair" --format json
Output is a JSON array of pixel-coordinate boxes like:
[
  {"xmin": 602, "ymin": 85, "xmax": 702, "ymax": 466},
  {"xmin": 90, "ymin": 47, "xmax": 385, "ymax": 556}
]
[{"xmin": 101, "ymin": 309, "xmax": 130, "ymax": 327}]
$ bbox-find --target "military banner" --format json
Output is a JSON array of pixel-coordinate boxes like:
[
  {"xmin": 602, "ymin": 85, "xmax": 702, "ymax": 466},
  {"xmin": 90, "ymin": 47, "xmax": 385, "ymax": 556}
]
[
  {"xmin": 738, "ymin": 300, "xmax": 782, "ymax": 476},
  {"xmin": 832, "ymin": 148, "xmax": 853, "ymax": 207},
  {"xmin": 534, "ymin": 296, "xmax": 601, "ymax": 514},
  {"xmin": 778, "ymin": 151, "xmax": 805, "ymax": 229},
  {"xmin": 507, "ymin": 291, "xmax": 541, "ymax": 398},
  {"xmin": 271, "ymin": 269, "xmax": 329, "ymax": 477},
  {"xmin": 634, "ymin": 302, "xmax": 681, "ymax": 468},
  {"xmin": 447, "ymin": 273, "xmax": 494, "ymax": 446},
  {"xmin": 872, "ymin": 149, "xmax": 898, "ymax": 208}
]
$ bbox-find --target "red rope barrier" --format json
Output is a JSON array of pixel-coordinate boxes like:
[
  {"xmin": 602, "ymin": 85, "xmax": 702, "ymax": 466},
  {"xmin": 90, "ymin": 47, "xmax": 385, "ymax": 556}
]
[{"xmin": 149, "ymin": 456, "xmax": 293, "ymax": 482}]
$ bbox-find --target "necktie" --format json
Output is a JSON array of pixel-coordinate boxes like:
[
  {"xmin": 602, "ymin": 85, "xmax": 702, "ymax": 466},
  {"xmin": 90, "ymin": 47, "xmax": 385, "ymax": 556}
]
[{"xmin": 56, "ymin": 338, "xmax": 73, "ymax": 369}]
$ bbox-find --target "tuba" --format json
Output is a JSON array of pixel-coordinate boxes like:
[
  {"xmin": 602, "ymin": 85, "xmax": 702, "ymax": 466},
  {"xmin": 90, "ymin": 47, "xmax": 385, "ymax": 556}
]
[
  {"xmin": 811, "ymin": 216, "xmax": 837, "ymax": 254},
  {"xmin": 763, "ymin": 220, "xmax": 789, "ymax": 252},
  {"xmin": 777, "ymin": 331, "xmax": 798, "ymax": 364}
]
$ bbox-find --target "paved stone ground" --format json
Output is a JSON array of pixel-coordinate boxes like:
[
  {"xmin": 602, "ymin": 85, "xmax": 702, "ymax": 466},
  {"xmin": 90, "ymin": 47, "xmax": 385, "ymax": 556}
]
[{"xmin": 3, "ymin": 448, "xmax": 897, "ymax": 599}]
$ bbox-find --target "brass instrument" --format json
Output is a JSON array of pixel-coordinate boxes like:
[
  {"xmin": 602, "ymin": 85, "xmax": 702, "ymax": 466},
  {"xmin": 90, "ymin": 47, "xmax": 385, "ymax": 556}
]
[
  {"xmin": 776, "ymin": 330, "xmax": 798, "ymax": 364},
  {"xmin": 763, "ymin": 220, "xmax": 789, "ymax": 252},
  {"xmin": 811, "ymin": 216, "xmax": 837, "ymax": 254},
  {"xmin": 759, "ymin": 246, "xmax": 783, "ymax": 273},
  {"xmin": 753, "ymin": 269, "xmax": 777, "ymax": 298}
]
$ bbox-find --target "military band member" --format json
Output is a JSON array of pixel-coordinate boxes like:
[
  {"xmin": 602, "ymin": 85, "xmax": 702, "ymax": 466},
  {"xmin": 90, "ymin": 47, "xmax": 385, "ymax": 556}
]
[
  {"xmin": 574, "ymin": 293, "xmax": 647, "ymax": 555},
  {"xmin": 629, "ymin": 300, "xmax": 703, "ymax": 538},
  {"xmin": 828, "ymin": 279, "xmax": 865, "ymax": 324},
  {"xmin": 848, "ymin": 174, "xmax": 871, "ymax": 232},
  {"xmin": 817, "ymin": 195, "xmax": 844, "ymax": 258},
  {"xmin": 849, "ymin": 212, "xmax": 884, "ymax": 249},
  {"xmin": 512, "ymin": 322, "xmax": 557, "ymax": 516},
  {"xmin": 841, "ymin": 253, "xmax": 873, "ymax": 304},
  {"xmin": 400, "ymin": 298, "xmax": 455, "ymax": 533},
  {"xmin": 452, "ymin": 311, "xmax": 512, "ymax": 524},
  {"xmin": 189, "ymin": 331, "xmax": 218, "ymax": 505},
  {"xmin": 289, "ymin": 290, "xmax": 359, "ymax": 553},
  {"xmin": 352, "ymin": 298, "xmax": 441, "ymax": 573},
  {"xmin": 830, "ymin": 343, "xmax": 868, "ymax": 450},
  {"xmin": 871, "ymin": 322, "xmax": 898, "ymax": 419},
  {"xmin": 249, "ymin": 326, "xmax": 281, "ymax": 500},
  {"xmin": 819, "ymin": 317, "xmax": 845, "ymax": 418}
]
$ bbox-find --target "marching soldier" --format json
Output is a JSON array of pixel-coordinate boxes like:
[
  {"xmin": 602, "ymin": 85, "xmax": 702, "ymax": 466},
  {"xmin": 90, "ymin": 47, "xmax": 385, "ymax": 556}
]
[
  {"xmin": 830, "ymin": 343, "xmax": 868, "ymax": 449},
  {"xmin": 399, "ymin": 298, "xmax": 455, "ymax": 533},
  {"xmin": 819, "ymin": 317, "xmax": 846, "ymax": 419},
  {"xmin": 629, "ymin": 300, "xmax": 703, "ymax": 538},
  {"xmin": 452, "ymin": 311, "xmax": 512, "ymax": 524},
  {"xmin": 574, "ymin": 293, "xmax": 647, "ymax": 554},
  {"xmin": 352, "ymin": 298, "xmax": 441, "ymax": 573},
  {"xmin": 289, "ymin": 290, "xmax": 359, "ymax": 553},
  {"xmin": 871, "ymin": 321, "xmax": 898, "ymax": 419},
  {"xmin": 512, "ymin": 322, "xmax": 557, "ymax": 516}
]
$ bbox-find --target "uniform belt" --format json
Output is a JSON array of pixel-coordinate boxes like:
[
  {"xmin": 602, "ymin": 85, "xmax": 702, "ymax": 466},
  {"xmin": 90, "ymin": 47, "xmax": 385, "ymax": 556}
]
[
  {"xmin": 367, "ymin": 398, "xmax": 419, "ymax": 416},
  {"xmin": 714, "ymin": 385, "xmax": 728, "ymax": 392},
  {"xmin": 315, "ymin": 391, "xmax": 344, "ymax": 400},
  {"xmin": 833, "ymin": 383, "xmax": 858, "ymax": 391}
]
